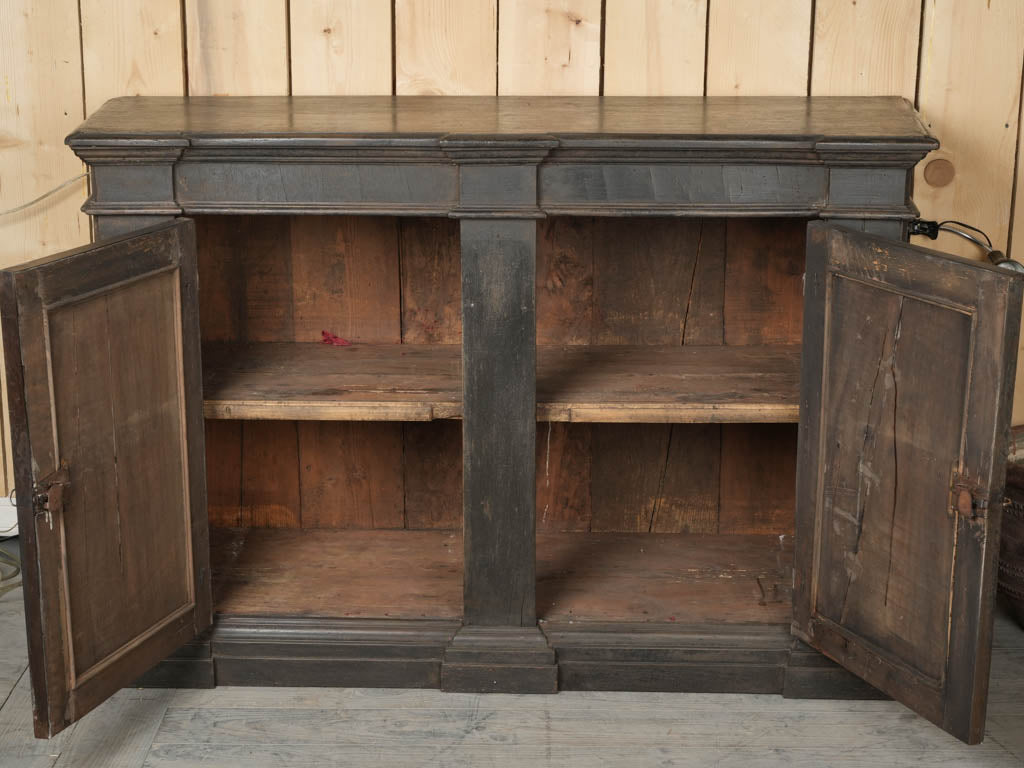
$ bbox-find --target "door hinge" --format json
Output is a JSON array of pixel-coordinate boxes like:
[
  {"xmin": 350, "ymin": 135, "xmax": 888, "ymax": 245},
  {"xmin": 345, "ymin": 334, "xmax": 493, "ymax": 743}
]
[
  {"xmin": 32, "ymin": 461, "xmax": 69, "ymax": 525},
  {"xmin": 950, "ymin": 467, "xmax": 988, "ymax": 520}
]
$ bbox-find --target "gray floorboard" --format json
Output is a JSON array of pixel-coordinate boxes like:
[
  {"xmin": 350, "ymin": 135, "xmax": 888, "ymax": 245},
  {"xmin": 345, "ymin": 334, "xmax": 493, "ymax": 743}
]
[{"xmin": 0, "ymin": 576, "xmax": 1021, "ymax": 766}]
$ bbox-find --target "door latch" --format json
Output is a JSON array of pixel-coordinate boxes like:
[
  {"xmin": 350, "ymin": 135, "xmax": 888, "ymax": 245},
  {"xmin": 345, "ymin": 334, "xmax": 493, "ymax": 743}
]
[
  {"xmin": 950, "ymin": 467, "xmax": 988, "ymax": 519},
  {"xmin": 32, "ymin": 461, "xmax": 69, "ymax": 525}
]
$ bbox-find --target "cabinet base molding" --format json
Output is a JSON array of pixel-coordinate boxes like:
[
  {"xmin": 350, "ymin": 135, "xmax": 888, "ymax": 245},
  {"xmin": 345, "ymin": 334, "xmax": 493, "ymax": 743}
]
[
  {"xmin": 134, "ymin": 632, "xmax": 215, "ymax": 689},
  {"xmin": 441, "ymin": 626, "xmax": 558, "ymax": 694},
  {"xmin": 136, "ymin": 615, "xmax": 884, "ymax": 699},
  {"xmin": 210, "ymin": 615, "xmax": 460, "ymax": 688}
]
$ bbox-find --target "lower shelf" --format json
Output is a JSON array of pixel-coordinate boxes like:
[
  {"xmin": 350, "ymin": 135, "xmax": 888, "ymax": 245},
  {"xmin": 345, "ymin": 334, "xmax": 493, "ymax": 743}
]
[
  {"xmin": 210, "ymin": 528, "xmax": 793, "ymax": 625},
  {"xmin": 152, "ymin": 528, "xmax": 877, "ymax": 697}
]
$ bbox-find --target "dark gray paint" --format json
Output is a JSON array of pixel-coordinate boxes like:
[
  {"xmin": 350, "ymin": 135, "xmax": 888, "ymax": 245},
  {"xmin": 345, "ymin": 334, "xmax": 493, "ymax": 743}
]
[
  {"xmin": 461, "ymin": 217, "xmax": 537, "ymax": 627},
  {"xmin": 48, "ymin": 97, "xmax": 971, "ymax": 705}
]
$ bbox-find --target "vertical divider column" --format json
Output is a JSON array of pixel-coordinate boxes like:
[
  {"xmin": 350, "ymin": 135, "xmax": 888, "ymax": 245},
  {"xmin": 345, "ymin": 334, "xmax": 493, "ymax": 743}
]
[
  {"xmin": 440, "ymin": 135, "xmax": 560, "ymax": 693},
  {"xmin": 460, "ymin": 216, "xmax": 538, "ymax": 626}
]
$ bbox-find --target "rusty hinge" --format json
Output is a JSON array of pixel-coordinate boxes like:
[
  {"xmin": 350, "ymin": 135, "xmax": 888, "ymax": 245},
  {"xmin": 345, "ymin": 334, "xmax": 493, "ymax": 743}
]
[
  {"xmin": 32, "ymin": 461, "xmax": 69, "ymax": 524},
  {"xmin": 950, "ymin": 466, "xmax": 988, "ymax": 519}
]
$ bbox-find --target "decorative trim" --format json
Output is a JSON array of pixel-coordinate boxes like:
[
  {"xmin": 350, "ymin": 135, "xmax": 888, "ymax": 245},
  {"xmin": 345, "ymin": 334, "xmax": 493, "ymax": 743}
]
[
  {"xmin": 181, "ymin": 147, "xmax": 451, "ymax": 165},
  {"xmin": 128, "ymin": 614, "xmax": 889, "ymax": 699},
  {"xmin": 449, "ymin": 207, "xmax": 547, "ymax": 219},
  {"xmin": 83, "ymin": 199, "xmax": 183, "ymax": 217},
  {"xmin": 441, "ymin": 625, "xmax": 557, "ymax": 693},
  {"xmin": 212, "ymin": 615, "xmax": 461, "ymax": 689},
  {"xmin": 179, "ymin": 202, "xmax": 452, "ymax": 217},
  {"xmin": 70, "ymin": 142, "xmax": 186, "ymax": 165},
  {"xmin": 819, "ymin": 203, "xmax": 920, "ymax": 220},
  {"xmin": 541, "ymin": 203, "xmax": 823, "ymax": 217},
  {"xmin": 441, "ymin": 136, "xmax": 558, "ymax": 165}
]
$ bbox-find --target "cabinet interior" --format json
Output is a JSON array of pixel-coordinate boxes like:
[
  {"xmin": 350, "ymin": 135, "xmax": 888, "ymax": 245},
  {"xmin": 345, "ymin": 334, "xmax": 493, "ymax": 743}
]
[{"xmin": 198, "ymin": 214, "xmax": 805, "ymax": 626}]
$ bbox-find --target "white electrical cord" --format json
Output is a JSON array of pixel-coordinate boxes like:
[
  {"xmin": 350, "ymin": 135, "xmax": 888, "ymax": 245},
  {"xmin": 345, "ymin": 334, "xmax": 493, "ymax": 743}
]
[{"xmin": 0, "ymin": 172, "xmax": 89, "ymax": 217}]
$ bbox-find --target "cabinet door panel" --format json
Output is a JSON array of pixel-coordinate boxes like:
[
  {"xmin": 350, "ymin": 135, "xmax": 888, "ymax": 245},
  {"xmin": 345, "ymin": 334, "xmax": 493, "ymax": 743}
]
[
  {"xmin": 1, "ymin": 219, "xmax": 210, "ymax": 738},
  {"xmin": 794, "ymin": 222, "xmax": 1022, "ymax": 744}
]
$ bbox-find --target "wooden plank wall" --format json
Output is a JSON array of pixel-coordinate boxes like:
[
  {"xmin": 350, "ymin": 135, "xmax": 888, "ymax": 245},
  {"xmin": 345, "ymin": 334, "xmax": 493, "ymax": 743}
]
[{"xmin": 4, "ymin": 0, "xmax": 1024, "ymax": 502}]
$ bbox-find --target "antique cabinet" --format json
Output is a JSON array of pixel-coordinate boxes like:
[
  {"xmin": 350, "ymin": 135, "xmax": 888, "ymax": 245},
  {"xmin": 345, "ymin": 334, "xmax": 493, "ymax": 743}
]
[{"xmin": 4, "ymin": 97, "xmax": 1020, "ymax": 744}]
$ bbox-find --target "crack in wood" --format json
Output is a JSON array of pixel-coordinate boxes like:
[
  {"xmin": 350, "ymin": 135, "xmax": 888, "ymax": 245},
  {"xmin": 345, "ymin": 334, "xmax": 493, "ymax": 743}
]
[{"xmin": 882, "ymin": 298, "xmax": 905, "ymax": 608}]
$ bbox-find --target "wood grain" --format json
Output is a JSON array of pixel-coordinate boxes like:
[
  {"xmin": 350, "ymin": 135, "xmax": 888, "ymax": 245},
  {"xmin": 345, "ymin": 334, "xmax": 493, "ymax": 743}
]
[
  {"xmin": 795, "ymin": 223, "xmax": 1023, "ymax": 745},
  {"xmin": 460, "ymin": 218, "xmax": 537, "ymax": 626},
  {"xmin": 592, "ymin": 218, "xmax": 700, "ymax": 345},
  {"xmin": 537, "ymin": 422, "xmax": 592, "ymax": 533},
  {"xmin": 0, "ymin": 0, "xmax": 89, "ymax": 272},
  {"xmin": 706, "ymin": 0, "xmax": 813, "ymax": 96},
  {"xmin": 537, "ymin": 532, "xmax": 793, "ymax": 624},
  {"xmin": 241, "ymin": 218, "xmax": 294, "ymax": 342},
  {"xmin": 724, "ymin": 219, "xmax": 805, "ymax": 346},
  {"xmin": 240, "ymin": 421, "xmax": 301, "ymax": 527},
  {"xmin": 395, "ymin": 0, "xmax": 497, "ymax": 95},
  {"xmin": 207, "ymin": 527, "xmax": 790, "ymax": 624},
  {"xmin": 297, "ymin": 422, "xmax": 405, "ymax": 529},
  {"xmin": 498, "ymin": 0, "xmax": 602, "ymax": 95},
  {"xmin": 603, "ymin": 0, "xmax": 706, "ymax": 96},
  {"xmin": 202, "ymin": 342, "xmax": 801, "ymax": 423},
  {"xmin": 1, "ymin": 221, "xmax": 208, "ymax": 736},
  {"xmin": 810, "ymin": 0, "xmax": 921, "ymax": 97},
  {"xmin": 185, "ymin": 0, "xmax": 290, "ymax": 96},
  {"xmin": 290, "ymin": 0, "xmax": 392, "ymax": 95},
  {"xmin": 210, "ymin": 528, "xmax": 463, "ymax": 618},
  {"xmin": 591, "ymin": 425, "xmax": 671, "ymax": 532},
  {"xmin": 652, "ymin": 424, "xmax": 721, "ymax": 534},
  {"xmin": 537, "ymin": 217, "xmax": 594, "ymax": 346},
  {"xmin": 290, "ymin": 216, "xmax": 401, "ymax": 344},
  {"xmin": 536, "ymin": 218, "xmax": 594, "ymax": 534},
  {"xmin": 914, "ymin": 1, "xmax": 1024, "ymax": 259},
  {"xmin": 719, "ymin": 424, "xmax": 797, "ymax": 535},
  {"xmin": 80, "ymin": 0, "xmax": 185, "ymax": 114},
  {"xmin": 205, "ymin": 421, "xmax": 242, "ymax": 527},
  {"xmin": 404, "ymin": 421, "xmax": 463, "ymax": 530},
  {"xmin": 72, "ymin": 94, "xmax": 936, "ymax": 140},
  {"xmin": 400, "ymin": 218, "xmax": 462, "ymax": 344}
]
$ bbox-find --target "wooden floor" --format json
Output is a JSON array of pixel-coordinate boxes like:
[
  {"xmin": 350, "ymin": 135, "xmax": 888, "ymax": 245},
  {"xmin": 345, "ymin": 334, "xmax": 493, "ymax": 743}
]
[
  {"xmin": 210, "ymin": 528, "xmax": 793, "ymax": 624},
  {"xmin": 3, "ymin": 537, "xmax": 1024, "ymax": 766}
]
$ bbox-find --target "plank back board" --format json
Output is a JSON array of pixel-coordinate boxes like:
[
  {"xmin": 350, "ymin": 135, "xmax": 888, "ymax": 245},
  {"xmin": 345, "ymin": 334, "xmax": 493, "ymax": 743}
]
[
  {"xmin": 793, "ymin": 223, "xmax": 1023, "ymax": 744},
  {"xmin": 1, "ymin": 220, "xmax": 210, "ymax": 737}
]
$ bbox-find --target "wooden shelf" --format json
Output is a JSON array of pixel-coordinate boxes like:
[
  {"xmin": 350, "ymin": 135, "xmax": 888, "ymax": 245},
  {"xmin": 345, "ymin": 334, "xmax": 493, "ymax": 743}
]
[
  {"xmin": 203, "ymin": 342, "xmax": 800, "ymax": 423},
  {"xmin": 209, "ymin": 528, "xmax": 793, "ymax": 625}
]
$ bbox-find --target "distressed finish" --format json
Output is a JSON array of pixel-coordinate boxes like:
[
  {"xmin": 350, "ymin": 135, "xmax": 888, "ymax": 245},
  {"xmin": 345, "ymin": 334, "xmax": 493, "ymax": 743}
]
[
  {"xmin": 461, "ymin": 217, "xmax": 537, "ymax": 627},
  {"xmin": 0, "ymin": 220, "xmax": 211, "ymax": 738},
  {"xmin": 15, "ymin": 96, "xmax": 1023, "ymax": 745},
  {"xmin": 67, "ymin": 96, "xmax": 936, "ymax": 223},
  {"xmin": 794, "ymin": 223, "xmax": 1023, "ymax": 744}
]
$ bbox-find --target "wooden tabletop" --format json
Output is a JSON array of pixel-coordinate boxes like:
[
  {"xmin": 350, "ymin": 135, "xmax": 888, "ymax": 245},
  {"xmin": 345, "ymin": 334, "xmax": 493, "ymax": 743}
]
[{"xmin": 69, "ymin": 95, "xmax": 936, "ymax": 148}]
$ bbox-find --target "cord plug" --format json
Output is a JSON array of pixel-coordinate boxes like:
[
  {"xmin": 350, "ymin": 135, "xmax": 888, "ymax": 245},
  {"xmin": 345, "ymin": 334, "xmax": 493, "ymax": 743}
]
[{"xmin": 908, "ymin": 219, "xmax": 941, "ymax": 240}]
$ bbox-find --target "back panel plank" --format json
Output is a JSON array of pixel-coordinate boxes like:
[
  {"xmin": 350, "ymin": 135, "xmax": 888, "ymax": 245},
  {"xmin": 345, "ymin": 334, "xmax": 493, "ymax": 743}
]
[
  {"xmin": 590, "ymin": 218, "xmax": 697, "ymax": 532},
  {"xmin": 298, "ymin": 421, "xmax": 405, "ymax": 529}
]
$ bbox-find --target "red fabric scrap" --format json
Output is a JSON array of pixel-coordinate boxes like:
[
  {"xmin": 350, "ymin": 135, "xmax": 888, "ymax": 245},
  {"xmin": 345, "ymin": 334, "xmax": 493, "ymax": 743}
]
[{"xmin": 321, "ymin": 330, "xmax": 352, "ymax": 346}]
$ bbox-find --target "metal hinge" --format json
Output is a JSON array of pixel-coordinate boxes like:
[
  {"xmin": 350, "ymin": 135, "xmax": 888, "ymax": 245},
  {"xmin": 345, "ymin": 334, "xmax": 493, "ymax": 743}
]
[
  {"xmin": 950, "ymin": 466, "xmax": 988, "ymax": 519},
  {"xmin": 32, "ymin": 461, "xmax": 69, "ymax": 525}
]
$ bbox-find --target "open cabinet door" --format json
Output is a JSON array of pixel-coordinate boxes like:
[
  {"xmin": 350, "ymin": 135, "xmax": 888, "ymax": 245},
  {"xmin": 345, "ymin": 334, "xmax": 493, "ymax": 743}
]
[
  {"xmin": 793, "ymin": 222, "xmax": 1023, "ymax": 744},
  {"xmin": 1, "ymin": 220, "xmax": 210, "ymax": 738}
]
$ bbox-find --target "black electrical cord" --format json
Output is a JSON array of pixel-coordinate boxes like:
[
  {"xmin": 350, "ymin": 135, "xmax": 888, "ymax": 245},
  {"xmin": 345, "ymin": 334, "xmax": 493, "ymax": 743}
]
[
  {"xmin": 937, "ymin": 219, "xmax": 993, "ymax": 248},
  {"xmin": 910, "ymin": 218, "xmax": 1024, "ymax": 274}
]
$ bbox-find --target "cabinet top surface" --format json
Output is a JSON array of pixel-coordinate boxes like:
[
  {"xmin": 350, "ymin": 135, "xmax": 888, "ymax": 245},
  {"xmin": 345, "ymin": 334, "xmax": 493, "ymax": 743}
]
[{"xmin": 69, "ymin": 95, "xmax": 935, "ymax": 148}]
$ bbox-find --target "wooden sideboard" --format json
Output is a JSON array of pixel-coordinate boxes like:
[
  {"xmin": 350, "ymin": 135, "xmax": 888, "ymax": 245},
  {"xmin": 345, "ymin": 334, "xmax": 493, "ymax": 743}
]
[{"xmin": 3, "ymin": 96, "xmax": 1020, "ymax": 745}]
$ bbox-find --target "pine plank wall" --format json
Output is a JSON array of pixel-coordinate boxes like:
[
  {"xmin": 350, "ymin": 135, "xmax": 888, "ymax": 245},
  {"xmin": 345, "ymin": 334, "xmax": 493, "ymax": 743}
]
[{"xmin": 0, "ymin": 0, "xmax": 1023, "ymax": 497}]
